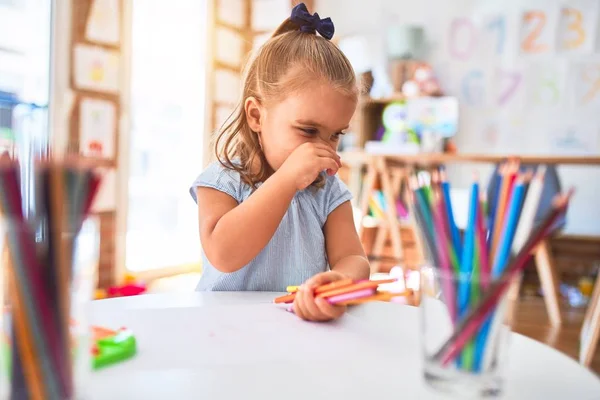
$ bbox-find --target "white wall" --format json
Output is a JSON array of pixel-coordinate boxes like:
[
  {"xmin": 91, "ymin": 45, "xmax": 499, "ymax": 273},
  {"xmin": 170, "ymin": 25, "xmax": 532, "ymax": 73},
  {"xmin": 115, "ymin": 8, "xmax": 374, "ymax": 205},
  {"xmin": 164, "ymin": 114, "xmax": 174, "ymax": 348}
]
[{"xmin": 320, "ymin": 0, "xmax": 600, "ymax": 235}]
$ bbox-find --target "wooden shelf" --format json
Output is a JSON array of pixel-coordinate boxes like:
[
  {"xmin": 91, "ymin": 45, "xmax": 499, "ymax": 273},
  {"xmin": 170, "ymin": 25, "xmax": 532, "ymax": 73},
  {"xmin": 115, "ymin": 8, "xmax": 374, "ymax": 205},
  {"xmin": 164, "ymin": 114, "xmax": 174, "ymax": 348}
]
[
  {"xmin": 340, "ymin": 151, "xmax": 600, "ymax": 167},
  {"xmin": 360, "ymin": 94, "xmax": 406, "ymax": 105}
]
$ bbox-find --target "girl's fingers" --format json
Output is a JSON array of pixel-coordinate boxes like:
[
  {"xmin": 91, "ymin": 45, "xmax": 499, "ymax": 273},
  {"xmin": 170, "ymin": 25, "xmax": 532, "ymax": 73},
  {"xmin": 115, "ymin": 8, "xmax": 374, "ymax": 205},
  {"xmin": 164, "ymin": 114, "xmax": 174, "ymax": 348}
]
[
  {"xmin": 319, "ymin": 157, "xmax": 339, "ymax": 176},
  {"xmin": 316, "ymin": 297, "xmax": 345, "ymax": 320},
  {"xmin": 304, "ymin": 270, "xmax": 345, "ymax": 287},
  {"xmin": 314, "ymin": 145, "xmax": 342, "ymax": 167},
  {"xmin": 300, "ymin": 286, "xmax": 328, "ymax": 321},
  {"xmin": 292, "ymin": 289, "xmax": 307, "ymax": 320}
]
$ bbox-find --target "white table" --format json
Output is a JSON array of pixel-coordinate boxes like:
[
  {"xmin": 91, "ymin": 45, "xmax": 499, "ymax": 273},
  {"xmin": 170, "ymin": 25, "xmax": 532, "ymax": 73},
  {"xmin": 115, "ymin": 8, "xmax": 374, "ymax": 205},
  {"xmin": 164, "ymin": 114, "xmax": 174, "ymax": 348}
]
[{"xmin": 86, "ymin": 292, "xmax": 600, "ymax": 400}]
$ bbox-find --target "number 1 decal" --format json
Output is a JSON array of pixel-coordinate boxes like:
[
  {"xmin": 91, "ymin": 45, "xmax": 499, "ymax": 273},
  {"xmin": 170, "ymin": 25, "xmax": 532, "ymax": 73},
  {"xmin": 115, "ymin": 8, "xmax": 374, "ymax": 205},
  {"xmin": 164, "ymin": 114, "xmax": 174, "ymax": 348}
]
[
  {"xmin": 521, "ymin": 11, "xmax": 549, "ymax": 53},
  {"xmin": 487, "ymin": 16, "xmax": 506, "ymax": 55}
]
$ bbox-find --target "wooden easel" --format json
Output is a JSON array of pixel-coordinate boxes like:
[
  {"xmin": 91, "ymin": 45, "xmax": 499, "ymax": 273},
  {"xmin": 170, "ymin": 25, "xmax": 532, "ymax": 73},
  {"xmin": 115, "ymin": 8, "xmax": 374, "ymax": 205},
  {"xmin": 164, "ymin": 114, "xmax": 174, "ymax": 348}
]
[
  {"xmin": 580, "ymin": 271, "xmax": 600, "ymax": 367},
  {"xmin": 357, "ymin": 156, "xmax": 425, "ymax": 273}
]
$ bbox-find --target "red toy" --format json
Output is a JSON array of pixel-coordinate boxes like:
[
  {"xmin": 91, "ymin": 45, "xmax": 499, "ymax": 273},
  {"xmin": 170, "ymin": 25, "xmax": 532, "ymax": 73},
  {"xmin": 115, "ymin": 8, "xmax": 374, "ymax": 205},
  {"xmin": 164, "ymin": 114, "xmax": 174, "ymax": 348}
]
[{"xmin": 95, "ymin": 274, "xmax": 147, "ymax": 299}]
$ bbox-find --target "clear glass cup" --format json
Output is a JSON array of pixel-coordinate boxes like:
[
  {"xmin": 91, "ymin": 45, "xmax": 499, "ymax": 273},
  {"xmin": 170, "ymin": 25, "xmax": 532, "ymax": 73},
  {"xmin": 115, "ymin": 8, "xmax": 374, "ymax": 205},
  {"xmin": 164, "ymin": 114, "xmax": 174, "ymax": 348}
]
[
  {"xmin": 0, "ymin": 217, "xmax": 99, "ymax": 400},
  {"xmin": 420, "ymin": 265, "xmax": 518, "ymax": 399}
]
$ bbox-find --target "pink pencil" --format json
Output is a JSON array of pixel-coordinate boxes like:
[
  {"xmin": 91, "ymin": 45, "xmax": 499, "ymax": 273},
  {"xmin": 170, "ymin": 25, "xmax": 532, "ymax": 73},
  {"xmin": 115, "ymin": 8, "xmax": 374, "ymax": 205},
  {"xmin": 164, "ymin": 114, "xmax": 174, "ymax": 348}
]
[
  {"xmin": 432, "ymin": 195, "xmax": 457, "ymax": 322},
  {"xmin": 327, "ymin": 288, "xmax": 375, "ymax": 305},
  {"xmin": 476, "ymin": 196, "xmax": 490, "ymax": 289}
]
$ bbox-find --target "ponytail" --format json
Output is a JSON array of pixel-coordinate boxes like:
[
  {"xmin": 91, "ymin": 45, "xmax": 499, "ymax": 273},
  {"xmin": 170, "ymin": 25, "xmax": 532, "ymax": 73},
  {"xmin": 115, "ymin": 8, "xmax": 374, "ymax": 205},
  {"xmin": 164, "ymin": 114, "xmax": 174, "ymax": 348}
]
[{"xmin": 271, "ymin": 18, "xmax": 301, "ymax": 38}]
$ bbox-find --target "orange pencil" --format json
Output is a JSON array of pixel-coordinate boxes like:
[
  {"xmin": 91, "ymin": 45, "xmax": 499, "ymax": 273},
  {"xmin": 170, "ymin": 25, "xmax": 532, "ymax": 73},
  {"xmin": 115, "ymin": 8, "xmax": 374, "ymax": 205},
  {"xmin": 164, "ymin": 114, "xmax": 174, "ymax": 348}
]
[
  {"xmin": 490, "ymin": 163, "xmax": 511, "ymax": 261},
  {"xmin": 273, "ymin": 278, "xmax": 354, "ymax": 304},
  {"xmin": 316, "ymin": 278, "xmax": 397, "ymax": 299},
  {"xmin": 273, "ymin": 278, "xmax": 397, "ymax": 304}
]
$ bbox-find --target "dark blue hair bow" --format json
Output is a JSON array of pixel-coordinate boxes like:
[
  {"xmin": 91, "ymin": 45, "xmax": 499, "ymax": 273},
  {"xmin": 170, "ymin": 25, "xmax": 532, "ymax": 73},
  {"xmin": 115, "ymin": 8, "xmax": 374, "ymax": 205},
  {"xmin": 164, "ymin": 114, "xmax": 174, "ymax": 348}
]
[{"xmin": 290, "ymin": 3, "xmax": 335, "ymax": 40}]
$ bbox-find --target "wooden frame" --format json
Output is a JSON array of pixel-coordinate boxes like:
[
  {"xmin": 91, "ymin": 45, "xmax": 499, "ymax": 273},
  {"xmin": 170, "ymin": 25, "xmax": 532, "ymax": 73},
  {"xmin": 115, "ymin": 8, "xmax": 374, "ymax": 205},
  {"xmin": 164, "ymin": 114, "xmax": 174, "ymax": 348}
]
[
  {"xmin": 69, "ymin": 0, "xmax": 124, "ymax": 287},
  {"xmin": 69, "ymin": 94, "xmax": 119, "ymax": 166}
]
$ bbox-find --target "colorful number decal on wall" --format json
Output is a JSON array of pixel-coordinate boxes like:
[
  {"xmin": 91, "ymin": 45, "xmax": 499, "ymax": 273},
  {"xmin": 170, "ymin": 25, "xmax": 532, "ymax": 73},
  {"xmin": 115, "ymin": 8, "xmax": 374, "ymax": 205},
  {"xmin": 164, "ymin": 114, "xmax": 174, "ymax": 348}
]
[
  {"xmin": 487, "ymin": 16, "xmax": 506, "ymax": 55},
  {"xmin": 582, "ymin": 64, "xmax": 600, "ymax": 104},
  {"xmin": 449, "ymin": 18, "xmax": 477, "ymax": 60},
  {"xmin": 461, "ymin": 70, "xmax": 485, "ymax": 106},
  {"xmin": 521, "ymin": 11, "xmax": 549, "ymax": 53},
  {"xmin": 496, "ymin": 70, "xmax": 522, "ymax": 106},
  {"xmin": 561, "ymin": 8, "xmax": 586, "ymax": 50},
  {"xmin": 535, "ymin": 71, "xmax": 561, "ymax": 105}
]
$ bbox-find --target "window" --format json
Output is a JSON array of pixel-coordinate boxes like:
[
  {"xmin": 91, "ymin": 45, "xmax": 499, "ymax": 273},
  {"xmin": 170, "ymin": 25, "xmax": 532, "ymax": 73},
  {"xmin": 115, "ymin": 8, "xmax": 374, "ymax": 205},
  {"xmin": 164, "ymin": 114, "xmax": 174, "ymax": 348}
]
[{"xmin": 126, "ymin": 0, "xmax": 207, "ymax": 272}]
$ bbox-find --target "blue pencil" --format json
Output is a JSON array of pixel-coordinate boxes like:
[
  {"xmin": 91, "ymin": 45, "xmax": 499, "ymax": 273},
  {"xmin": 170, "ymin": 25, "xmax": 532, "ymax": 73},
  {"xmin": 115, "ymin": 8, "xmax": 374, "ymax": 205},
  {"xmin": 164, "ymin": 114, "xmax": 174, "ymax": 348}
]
[
  {"xmin": 456, "ymin": 180, "xmax": 479, "ymax": 368},
  {"xmin": 458, "ymin": 181, "xmax": 479, "ymax": 316},
  {"xmin": 486, "ymin": 168, "xmax": 503, "ymax": 251},
  {"xmin": 473, "ymin": 178, "xmax": 526, "ymax": 371},
  {"xmin": 440, "ymin": 170, "xmax": 461, "ymax": 261}
]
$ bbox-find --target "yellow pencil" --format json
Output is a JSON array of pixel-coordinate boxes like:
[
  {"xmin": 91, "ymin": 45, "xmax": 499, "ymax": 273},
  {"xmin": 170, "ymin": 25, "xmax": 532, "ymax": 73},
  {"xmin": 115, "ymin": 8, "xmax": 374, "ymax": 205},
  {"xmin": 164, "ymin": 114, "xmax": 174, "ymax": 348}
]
[{"xmin": 286, "ymin": 286, "xmax": 299, "ymax": 293}]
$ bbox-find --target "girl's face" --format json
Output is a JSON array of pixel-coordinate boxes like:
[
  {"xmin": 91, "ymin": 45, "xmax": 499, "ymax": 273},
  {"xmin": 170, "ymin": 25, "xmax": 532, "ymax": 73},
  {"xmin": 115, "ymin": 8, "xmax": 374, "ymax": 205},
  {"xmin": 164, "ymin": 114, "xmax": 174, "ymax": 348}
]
[{"xmin": 247, "ymin": 80, "xmax": 357, "ymax": 172}]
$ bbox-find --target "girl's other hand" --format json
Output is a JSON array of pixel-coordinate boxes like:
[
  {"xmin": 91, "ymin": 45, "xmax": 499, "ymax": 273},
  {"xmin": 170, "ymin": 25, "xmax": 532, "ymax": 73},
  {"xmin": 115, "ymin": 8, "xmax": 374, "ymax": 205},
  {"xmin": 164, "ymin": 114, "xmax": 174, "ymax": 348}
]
[
  {"xmin": 292, "ymin": 271, "xmax": 347, "ymax": 322},
  {"xmin": 278, "ymin": 142, "xmax": 342, "ymax": 191}
]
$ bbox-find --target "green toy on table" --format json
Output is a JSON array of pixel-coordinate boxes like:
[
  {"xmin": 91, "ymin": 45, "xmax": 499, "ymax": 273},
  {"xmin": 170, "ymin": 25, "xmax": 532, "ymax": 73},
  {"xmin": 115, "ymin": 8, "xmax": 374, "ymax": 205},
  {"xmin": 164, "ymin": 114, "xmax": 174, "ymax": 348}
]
[
  {"xmin": 1, "ymin": 322, "xmax": 137, "ymax": 371},
  {"xmin": 91, "ymin": 325, "xmax": 137, "ymax": 369}
]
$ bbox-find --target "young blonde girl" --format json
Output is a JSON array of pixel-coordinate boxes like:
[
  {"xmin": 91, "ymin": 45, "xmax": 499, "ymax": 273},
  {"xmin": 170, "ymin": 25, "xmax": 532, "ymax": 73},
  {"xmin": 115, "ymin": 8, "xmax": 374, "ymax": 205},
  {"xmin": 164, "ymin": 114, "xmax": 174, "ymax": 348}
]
[{"xmin": 189, "ymin": 3, "xmax": 369, "ymax": 321}]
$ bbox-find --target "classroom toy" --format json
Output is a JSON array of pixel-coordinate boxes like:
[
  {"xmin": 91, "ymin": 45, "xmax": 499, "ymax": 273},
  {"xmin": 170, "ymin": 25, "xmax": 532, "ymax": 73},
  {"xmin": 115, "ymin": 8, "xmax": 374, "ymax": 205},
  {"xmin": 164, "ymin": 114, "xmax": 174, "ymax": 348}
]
[
  {"xmin": 95, "ymin": 273, "xmax": 147, "ymax": 299},
  {"xmin": 2, "ymin": 320, "xmax": 137, "ymax": 373},
  {"xmin": 91, "ymin": 326, "xmax": 137, "ymax": 370}
]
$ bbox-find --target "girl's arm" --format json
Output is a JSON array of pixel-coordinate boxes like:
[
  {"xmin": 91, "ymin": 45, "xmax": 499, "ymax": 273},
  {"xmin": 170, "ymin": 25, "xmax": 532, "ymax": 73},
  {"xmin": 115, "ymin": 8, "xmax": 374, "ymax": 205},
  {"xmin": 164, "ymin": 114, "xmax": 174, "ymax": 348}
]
[
  {"xmin": 196, "ymin": 169, "xmax": 297, "ymax": 273},
  {"xmin": 323, "ymin": 201, "xmax": 370, "ymax": 280},
  {"xmin": 292, "ymin": 201, "xmax": 369, "ymax": 321}
]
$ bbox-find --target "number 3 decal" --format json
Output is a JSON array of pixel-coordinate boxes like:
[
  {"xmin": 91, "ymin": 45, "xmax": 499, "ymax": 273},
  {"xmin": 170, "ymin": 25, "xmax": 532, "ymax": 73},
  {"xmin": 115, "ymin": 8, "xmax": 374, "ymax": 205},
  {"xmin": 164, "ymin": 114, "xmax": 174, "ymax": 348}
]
[
  {"xmin": 562, "ymin": 8, "xmax": 586, "ymax": 50},
  {"xmin": 521, "ymin": 11, "xmax": 548, "ymax": 53}
]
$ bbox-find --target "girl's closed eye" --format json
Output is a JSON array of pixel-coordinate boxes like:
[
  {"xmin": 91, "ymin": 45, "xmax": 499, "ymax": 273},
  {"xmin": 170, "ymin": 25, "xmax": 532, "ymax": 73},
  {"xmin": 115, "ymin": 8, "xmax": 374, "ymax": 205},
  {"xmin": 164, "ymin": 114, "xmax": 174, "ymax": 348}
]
[
  {"xmin": 331, "ymin": 131, "xmax": 346, "ymax": 141},
  {"xmin": 298, "ymin": 127, "xmax": 318, "ymax": 135}
]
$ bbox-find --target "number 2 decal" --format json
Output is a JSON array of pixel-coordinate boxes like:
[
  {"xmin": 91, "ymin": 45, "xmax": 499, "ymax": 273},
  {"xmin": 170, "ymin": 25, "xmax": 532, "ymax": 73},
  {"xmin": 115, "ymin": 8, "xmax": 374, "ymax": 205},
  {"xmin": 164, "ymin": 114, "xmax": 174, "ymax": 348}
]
[{"xmin": 521, "ymin": 11, "xmax": 548, "ymax": 53}]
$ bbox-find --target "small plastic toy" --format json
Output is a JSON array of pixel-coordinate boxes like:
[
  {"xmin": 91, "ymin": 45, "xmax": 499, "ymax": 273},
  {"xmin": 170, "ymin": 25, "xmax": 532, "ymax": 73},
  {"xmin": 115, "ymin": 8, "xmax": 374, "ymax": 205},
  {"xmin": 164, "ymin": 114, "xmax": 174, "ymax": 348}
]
[
  {"xmin": 91, "ymin": 326, "xmax": 137, "ymax": 370},
  {"xmin": 1, "ymin": 322, "xmax": 137, "ymax": 371},
  {"xmin": 95, "ymin": 273, "xmax": 147, "ymax": 299}
]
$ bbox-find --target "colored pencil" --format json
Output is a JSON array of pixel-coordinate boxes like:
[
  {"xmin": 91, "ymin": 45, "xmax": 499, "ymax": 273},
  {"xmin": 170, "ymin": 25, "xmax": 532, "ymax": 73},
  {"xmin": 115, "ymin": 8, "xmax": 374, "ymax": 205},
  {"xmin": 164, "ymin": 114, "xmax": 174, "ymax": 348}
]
[
  {"xmin": 511, "ymin": 167, "xmax": 545, "ymax": 253},
  {"xmin": 431, "ymin": 191, "xmax": 572, "ymax": 366},
  {"xmin": 327, "ymin": 288, "xmax": 376, "ymax": 304},
  {"xmin": 476, "ymin": 195, "xmax": 490, "ymax": 289},
  {"xmin": 337, "ymin": 290, "xmax": 413, "ymax": 306},
  {"xmin": 440, "ymin": 169, "xmax": 462, "ymax": 261},
  {"xmin": 406, "ymin": 162, "xmax": 573, "ymax": 375},
  {"xmin": 472, "ymin": 176, "xmax": 526, "ymax": 370},
  {"xmin": 0, "ymin": 158, "xmax": 101, "ymax": 398},
  {"xmin": 273, "ymin": 278, "xmax": 395, "ymax": 304}
]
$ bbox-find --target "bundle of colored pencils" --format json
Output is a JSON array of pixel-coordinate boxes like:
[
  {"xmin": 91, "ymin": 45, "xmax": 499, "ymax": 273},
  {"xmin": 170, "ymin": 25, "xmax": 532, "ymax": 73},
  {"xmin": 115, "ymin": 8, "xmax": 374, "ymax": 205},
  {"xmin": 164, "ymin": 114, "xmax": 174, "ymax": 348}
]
[
  {"xmin": 274, "ymin": 278, "xmax": 411, "ymax": 306},
  {"xmin": 0, "ymin": 158, "xmax": 101, "ymax": 400},
  {"xmin": 410, "ymin": 161, "xmax": 572, "ymax": 373}
]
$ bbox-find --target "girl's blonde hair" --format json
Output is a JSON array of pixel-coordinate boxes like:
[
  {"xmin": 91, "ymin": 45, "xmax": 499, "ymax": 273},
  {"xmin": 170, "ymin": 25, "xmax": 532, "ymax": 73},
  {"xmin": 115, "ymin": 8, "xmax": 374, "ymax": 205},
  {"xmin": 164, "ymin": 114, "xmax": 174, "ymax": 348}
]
[{"xmin": 214, "ymin": 15, "xmax": 358, "ymax": 189}]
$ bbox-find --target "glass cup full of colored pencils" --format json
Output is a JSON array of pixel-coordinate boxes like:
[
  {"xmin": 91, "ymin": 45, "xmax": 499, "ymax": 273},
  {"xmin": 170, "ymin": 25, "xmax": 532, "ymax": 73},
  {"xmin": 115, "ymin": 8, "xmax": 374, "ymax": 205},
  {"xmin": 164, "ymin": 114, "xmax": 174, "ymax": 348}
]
[
  {"xmin": 412, "ymin": 164, "xmax": 572, "ymax": 398},
  {"xmin": 0, "ymin": 158, "xmax": 102, "ymax": 400}
]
